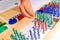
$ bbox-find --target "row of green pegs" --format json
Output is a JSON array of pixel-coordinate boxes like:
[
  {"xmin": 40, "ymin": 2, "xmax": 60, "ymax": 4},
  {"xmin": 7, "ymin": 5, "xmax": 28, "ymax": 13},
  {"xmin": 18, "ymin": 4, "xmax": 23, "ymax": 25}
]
[
  {"xmin": 52, "ymin": 0, "xmax": 60, "ymax": 4},
  {"xmin": 35, "ymin": 12, "xmax": 53, "ymax": 27},
  {"xmin": 10, "ymin": 28, "xmax": 29, "ymax": 40}
]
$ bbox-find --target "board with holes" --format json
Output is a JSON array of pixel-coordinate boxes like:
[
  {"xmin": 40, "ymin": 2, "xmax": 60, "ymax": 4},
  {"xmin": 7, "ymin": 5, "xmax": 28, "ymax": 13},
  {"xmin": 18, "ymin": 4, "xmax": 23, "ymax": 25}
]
[{"xmin": 0, "ymin": 0, "xmax": 60, "ymax": 40}]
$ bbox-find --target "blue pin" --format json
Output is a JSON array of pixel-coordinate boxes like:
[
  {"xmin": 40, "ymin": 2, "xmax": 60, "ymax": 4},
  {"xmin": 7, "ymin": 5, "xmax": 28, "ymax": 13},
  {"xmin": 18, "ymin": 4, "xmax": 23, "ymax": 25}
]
[
  {"xmin": 56, "ymin": 5, "xmax": 59, "ymax": 17},
  {"xmin": 57, "ymin": 5, "xmax": 60, "ymax": 17},
  {"xmin": 36, "ymin": 10, "xmax": 43, "ymax": 13},
  {"xmin": 53, "ymin": 7, "xmax": 56, "ymax": 16},
  {"xmin": 49, "ymin": 6, "xmax": 53, "ymax": 14},
  {"xmin": 29, "ymin": 30, "xmax": 33, "ymax": 40},
  {"xmin": 37, "ymin": 28, "xmax": 40, "ymax": 39},
  {"xmin": 58, "ymin": 7, "xmax": 60, "ymax": 17},
  {"xmin": 32, "ymin": 26, "xmax": 37, "ymax": 40},
  {"xmin": 53, "ymin": 5, "xmax": 59, "ymax": 17},
  {"xmin": 44, "ymin": 4, "xmax": 49, "ymax": 13},
  {"xmin": 9, "ymin": 18, "xmax": 17, "ymax": 25}
]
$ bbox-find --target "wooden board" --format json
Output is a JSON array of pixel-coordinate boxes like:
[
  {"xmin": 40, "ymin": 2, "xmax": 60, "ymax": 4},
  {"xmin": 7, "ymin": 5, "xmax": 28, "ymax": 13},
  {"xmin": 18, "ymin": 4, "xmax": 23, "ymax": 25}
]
[
  {"xmin": 0, "ymin": 6, "xmax": 60, "ymax": 40},
  {"xmin": 0, "ymin": 6, "xmax": 20, "ymax": 21}
]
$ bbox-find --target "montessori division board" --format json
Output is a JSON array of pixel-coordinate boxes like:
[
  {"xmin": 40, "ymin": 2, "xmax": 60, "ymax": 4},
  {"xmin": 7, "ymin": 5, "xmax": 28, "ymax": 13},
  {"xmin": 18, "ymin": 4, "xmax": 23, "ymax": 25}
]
[{"xmin": 0, "ymin": 0, "xmax": 60, "ymax": 40}]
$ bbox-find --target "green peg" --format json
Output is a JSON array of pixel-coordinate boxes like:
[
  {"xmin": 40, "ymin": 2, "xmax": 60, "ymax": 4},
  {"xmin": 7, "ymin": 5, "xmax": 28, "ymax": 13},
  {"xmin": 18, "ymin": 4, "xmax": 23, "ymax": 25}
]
[
  {"xmin": 36, "ymin": 12, "xmax": 39, "ymax": 19},
  {"xmin": 21, "ymin": 35, "xmax": 26, "ymax": 40},
  {"xmin": 13, "ymin": 28, "xmax": 19, "ymax": 40},
  {"xmin": 44, "ymin": 14, "xmax": 46, "ymax": 22},
  {"xmin": 26, "ymin": 38, "xmax": 29, "ymax": 40},
  {"xmin": 46, "ymin": 14, "xmax": 49, "ymax": 21},
  {"xmin": 0, "ymin": 22, "xmax": 2, "ymax": 25},
  {"xmin": 0, "ymin": 22, "xmax": 2, "ymax": 27},
  {"xmin": 25, "ymin": 38, "xmax": 29, "ymax": 40},
  {"xmin": 44, "ymin": 4, "xmax": 48, "ymax": 7},
  {"xmin": 19, "ymin": 32, "xmax": 23, "ymax": 40},
  {"xmin": 0, "ymin": 22, "xmax": 6, "ymax": 27},
  {"xmin": 39, "ymin": 13, "xmax": 44, "ymax": 21},
  {"xmin": 39, "ymin": 12, "xmax": 41, "ymax": 20},
  {"xmin": 50, "ymin": 14, "xmax": 53, "ymax": 25},
  {"xmin": 15, "ymin": 30, "xmax": 21, "ymax": 40},
  {"xmin": 39, "ymin": 13, "xmax": 41, "ymax": 20},
  {"xmin": 10, "ymin": 34, "xmax": 18, "ymax": 40},
  {"xmin": 52, "ymin": 0, "xmax": 56, "ymax": 3},
  {"xmin": 58, "ymin": 0, "xmax": 60, "ymax": 4},
  {"xmin": 0, "ymin": 26, "xmax": 8, "ymax": 33},
  {"xmin": 41, "ymin": 13, "xmax": 44, "ymax": 21},
  {"xmin": 12, "ymin": 28, "xmax": 16, "ymax": 36},
  {"xmin": 48, "ymin": 14, "xmax": 53, "ymax": 27},
  {"xmin": 15, "ymin": 30, "xmax": 19, "ymax": 37},
  {"xmin": 35, "ymin": 12, "xmax": 37, "ymax": 18}
]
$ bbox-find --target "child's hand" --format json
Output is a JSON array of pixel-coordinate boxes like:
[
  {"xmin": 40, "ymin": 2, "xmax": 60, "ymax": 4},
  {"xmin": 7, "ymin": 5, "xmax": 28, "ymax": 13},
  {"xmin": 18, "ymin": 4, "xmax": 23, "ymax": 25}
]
[{"xmin": 19, "ymin": 0, "xmax": 35, "ymax": 18}]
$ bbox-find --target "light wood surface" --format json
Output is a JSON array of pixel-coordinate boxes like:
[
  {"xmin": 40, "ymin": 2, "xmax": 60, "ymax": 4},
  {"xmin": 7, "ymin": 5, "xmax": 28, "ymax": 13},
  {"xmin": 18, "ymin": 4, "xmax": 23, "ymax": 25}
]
[
  {"xmin": 0, "ymin": 19, "xmax": 5, "ymax": 22},
  {"xmin": 0, "ymin": 6, "xmax": 33, "ymax": 40},
  {"xmin": 0, "ymin": 6, "xmax": 20, "ymax": 21}
]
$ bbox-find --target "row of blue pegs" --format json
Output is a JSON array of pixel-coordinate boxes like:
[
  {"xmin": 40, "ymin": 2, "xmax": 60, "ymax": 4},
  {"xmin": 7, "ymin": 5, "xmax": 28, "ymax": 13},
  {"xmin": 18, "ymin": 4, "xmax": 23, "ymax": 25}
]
[
  {"xmin": 8, "ymin": 14, "xmax": 24, "ymax": 25},
  {"xmin": 43, "ymin": 3, "xmax": 60, "ymax": 17},
  {"xmin": 29, "ymin": 26, "xmax": 40, "ymax": 40}
]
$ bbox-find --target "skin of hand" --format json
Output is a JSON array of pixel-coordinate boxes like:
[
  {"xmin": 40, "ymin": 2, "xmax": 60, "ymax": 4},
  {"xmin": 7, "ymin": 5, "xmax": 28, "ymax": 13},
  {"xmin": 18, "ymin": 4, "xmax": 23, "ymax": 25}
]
[{"xmin": 19, "ymin": 0, "xmax": 35, "ymax": 18}]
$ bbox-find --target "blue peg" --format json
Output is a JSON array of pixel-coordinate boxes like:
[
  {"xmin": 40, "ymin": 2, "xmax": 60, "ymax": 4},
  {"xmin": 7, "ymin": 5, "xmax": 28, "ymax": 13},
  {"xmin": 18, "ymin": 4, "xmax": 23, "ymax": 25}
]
[
  {"xmin": 58, "ymin": 7, "xmax": 60, "ymax": 17},
  {"xmin": 29, "ymin": 30, "xmax": 33, "ymax": 40},
  {"xmin": 44, "ymin": 4, "xmax": 49, "ymax": 13},
  {"xmin": 53, "ymin": 5, "xmax": 59, "ymax": 17},
  {"xmin": 49, "ymin": 6, "xmax": 53, "ymax": 14},
  {"xmin": 37, "ymin": 28, "xmax": 40, "ymax": 39},
  {"xmin": 32, "ymin": 26, "xmax": 37, "ymax": 40},
  {"xmin": 9, "ymin": 18, "xmax": 17, "ymax": 25}
]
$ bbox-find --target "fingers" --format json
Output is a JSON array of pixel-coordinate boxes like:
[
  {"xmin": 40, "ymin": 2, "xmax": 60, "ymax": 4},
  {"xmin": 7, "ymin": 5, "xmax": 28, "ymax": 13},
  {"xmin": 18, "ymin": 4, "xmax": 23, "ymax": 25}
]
[
  {"xmin": 20, "ymin": 0, "xmax": 25, "ymax": 4},
  {"xmin": 19, "ymin": 5, "xmax": 32, "ymax": 18},
  {"xmin": 22, "ymin": 1, "xmax": 35, "ymax": 18}
]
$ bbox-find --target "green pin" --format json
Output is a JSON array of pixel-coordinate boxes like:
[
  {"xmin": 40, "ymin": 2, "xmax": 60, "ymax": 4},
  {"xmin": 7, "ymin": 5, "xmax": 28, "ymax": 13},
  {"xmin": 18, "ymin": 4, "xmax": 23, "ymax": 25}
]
[
  {"xmin": 0, "ymin": 22, "xmax": 2, "ymax": 25},
  {"xmin": 39, "ymin": 13, "xmax": 44, "ymax": 21},
  {"xmin": 19, "ymin": 32, "xmax": 23, "ymax": 40},
  {"xmin": 36, "ymin": 12, "xmax": 39, "ymax": 19},
  {"xmin": 48, "ymin": 14, "xmax": 53, "ymax": 27},
  {"xmin": 12, "ymin": 29, "xmax": 20, "ymax": 40},
  {"xmin": 15, "ymin": 30, "xmax": 21, "ymax": 40},
  {"xmin": 35, "ymin": 12, "xmax": 37, "ymax": 18},
  {"xmin": 12, "ymin": 28, "xmax": 16, "ymax": 36},
  {"xmin": 26, "ymin": 38, "xmax": 29, "ymax": 40},
  {"xmin": 25, "ymin": 38, "xmax": 29, "ymax": 40},
  {"xmin": 0, "ymin": 26, "xmax": 8, "ymax": 33},
  {"xmin": 58, "ymin": 0, "xmax": 60, "ymax": 4},
  {"xmin": 22, "ymin": 35, "xmax": 26, "ymax": 40},
  {"xmin": 39, "ymin": 12, "xmax": 41, "ymax": 20},
  {"xmin": 10, "ymin": 34, "xmax": 18, "ymax": 40},
  {"xmin": 0, "ymin": 22, "xmax": 2, "ymax": 27},
  {"xmin": 50, "ymin": 14, "xmax": 53, "ymax": 25},
  {"xmin": 46, "ymin": 14, "xmax": 49, "ymax": 21},
  {"xmin": 44, "ymin": 14, "xmax": 46, "ymax": 22},
  {"xmin": 52, "ymin": 0, "xmax": 56, "ymax": 3},
  {"xmin": 0, "ymin": 22, "xmax": 6, "ymax": 27},
  {"xmin": 41, "ymin": 13, "xmax": 44, "ymax": 21}
]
